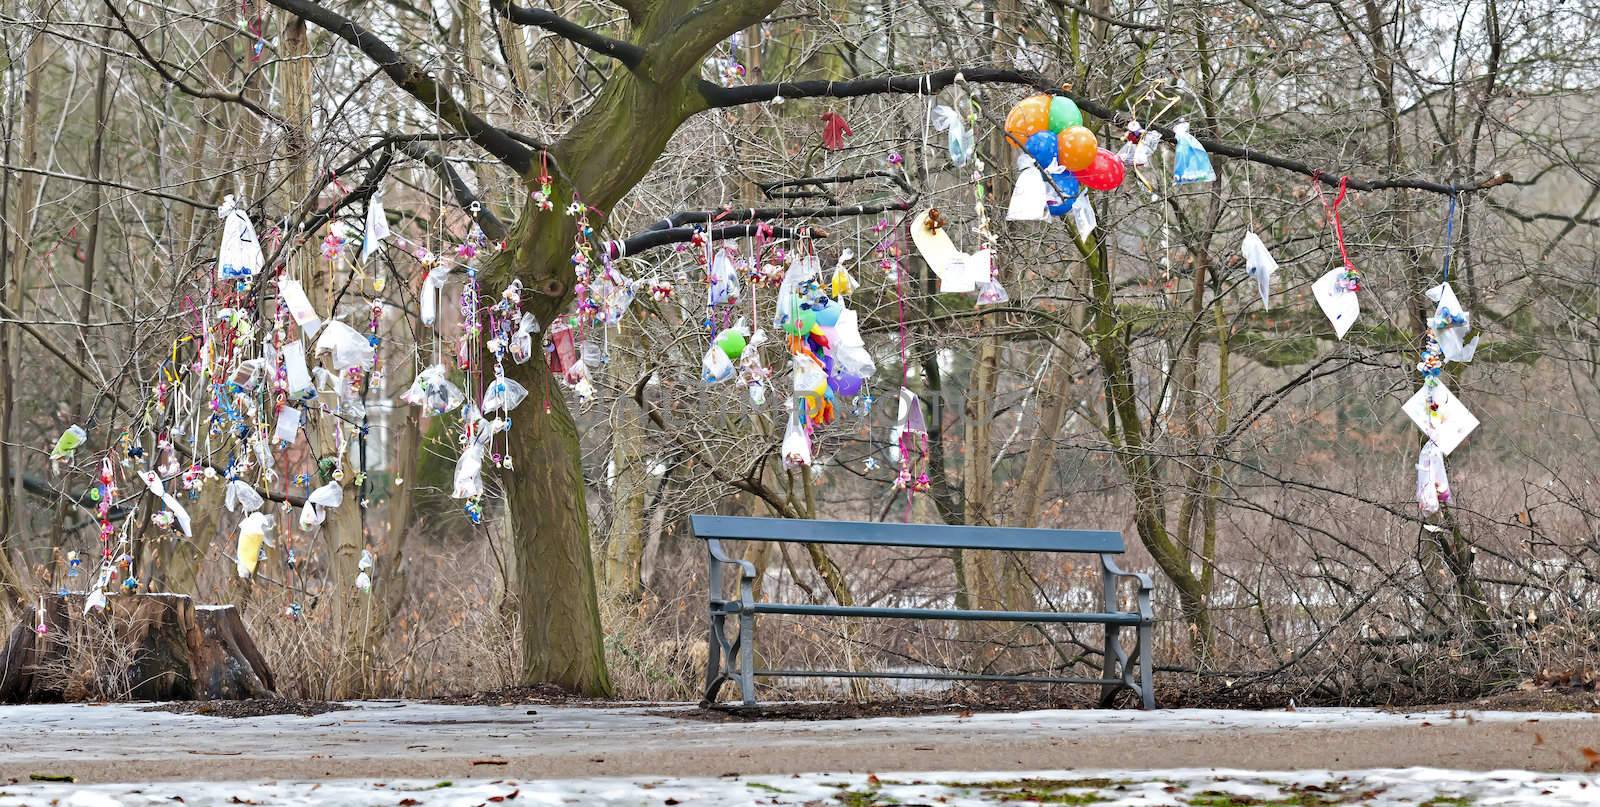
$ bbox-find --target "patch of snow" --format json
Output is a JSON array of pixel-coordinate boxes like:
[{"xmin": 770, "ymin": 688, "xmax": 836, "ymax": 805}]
[{"xmin": 4, "ymin": 768, "xmax": 1600, "ymax": 806}]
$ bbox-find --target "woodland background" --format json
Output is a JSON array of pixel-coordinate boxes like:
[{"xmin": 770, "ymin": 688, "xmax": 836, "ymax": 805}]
[{"xmin": 2, "ymin": 0, "xmax": 1599, "ymax": 705}]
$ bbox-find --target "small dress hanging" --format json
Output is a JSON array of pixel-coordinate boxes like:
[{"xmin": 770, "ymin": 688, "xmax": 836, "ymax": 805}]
[
  {"xmin": 1170, "ymin": 122, "xmax": 1216, "ymax": 184},
  {"xmin": 216, "ymin": 194, "xmax": 264, "ymax": 280},
  {"xmin": 360, "ymin": 190, "xmax": 390, "ymax": 263}
]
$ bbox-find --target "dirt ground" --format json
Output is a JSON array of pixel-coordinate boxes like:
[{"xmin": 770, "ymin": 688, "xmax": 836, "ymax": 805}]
[{"xmin": 4, "ymin": 699, "xmax": 1600, "ymax": 785}]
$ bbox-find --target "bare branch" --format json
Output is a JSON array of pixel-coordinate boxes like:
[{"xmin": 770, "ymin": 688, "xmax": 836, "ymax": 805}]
[
  {"xmin": 490, "ymin": 0, "xmax": 643, "ymax": 68},
  {"xmin": 700, "ymin": 67, "xmax": 1509, "ymax": 196},
  {"xmin": 102, "ymin": 0, "xmax": 283, "ymax": 125},
  {"xmin": 260, "ymin": 0, "xmax": 539, "ymax": 175}
]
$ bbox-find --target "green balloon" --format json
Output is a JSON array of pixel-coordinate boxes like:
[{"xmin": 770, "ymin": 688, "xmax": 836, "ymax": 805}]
[
  {"xmin": 1048, "ymin": 96, "xmax": 1082, "ymax": 132},
  {"xmin": 715, "ymin": 329, "xmax": 747, "ymax": 361}
]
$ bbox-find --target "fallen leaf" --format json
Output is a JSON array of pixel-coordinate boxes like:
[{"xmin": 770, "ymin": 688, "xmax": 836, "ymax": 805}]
[
  {"xmin": 471, "ymin": 760, "xmax": 508, "ymax": 766},
  {"xmin": 1583, "ymin": 747, "xmax": 1600, "ymax": 772},
  {"xmin": 398, "ymin": 800, "xmax": 421, "ymax": 806}
]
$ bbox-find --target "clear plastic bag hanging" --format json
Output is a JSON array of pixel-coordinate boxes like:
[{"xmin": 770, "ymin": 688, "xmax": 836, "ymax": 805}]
[{"xmin": 1171, "ymin": 122, "xmax": 1216, "ymax": 184}]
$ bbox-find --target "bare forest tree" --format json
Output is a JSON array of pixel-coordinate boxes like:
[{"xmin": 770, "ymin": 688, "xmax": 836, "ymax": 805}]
[{"xmin": 3, "ymin": 0, "xmax": 1599, "ymax": 703}]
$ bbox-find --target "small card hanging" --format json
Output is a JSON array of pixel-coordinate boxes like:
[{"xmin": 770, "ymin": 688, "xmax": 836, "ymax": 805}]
[
  {"xmin": 1312, "ymin": 267, "xmax": 1360, "ymax": 339},
  {"xmin": 1402, "ymin": 380, "xmax": 1479, "ymax": 455}
]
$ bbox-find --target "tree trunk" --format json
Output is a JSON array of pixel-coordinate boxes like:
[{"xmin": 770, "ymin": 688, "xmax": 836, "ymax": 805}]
[
  {"xmin": 1, "ymin": 593, "xmax": 275, "ymax": 702},
  {"xmin": 603, "ymin": 320, "xmax": 648, "ymax": 599}
]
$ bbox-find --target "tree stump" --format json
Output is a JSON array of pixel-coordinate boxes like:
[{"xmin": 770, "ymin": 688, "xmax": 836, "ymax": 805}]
[{"xmin": 0, "ymin": 593, "xmax": 276, "ymax": 703}]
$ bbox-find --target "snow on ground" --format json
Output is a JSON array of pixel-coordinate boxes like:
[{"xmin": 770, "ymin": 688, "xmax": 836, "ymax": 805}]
[{"xmin": 4, "ymin": 768, "xmax": 1600, "ymax": 806}]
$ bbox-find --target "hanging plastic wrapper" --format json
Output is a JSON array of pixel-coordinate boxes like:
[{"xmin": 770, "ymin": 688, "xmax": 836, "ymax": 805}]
[
  {"xmin": 216, "ymin": 194, "xmax": 264, "ymax": 280},
  {"xmin": 360, "ymin": 190, "xmax": 390, "ymax": 263},
  {"xmin": 780, "ymin": 403, "xmax": 812, "ymax": 468},
  {"xmin": 931, "ymin": 104, "xmax": 975, "ymax": 167},
  {"xmin": 1117, "ymin": 121, "xmax": 1162, "ymax": 167},
  {"xmin": 1312, "ymin": 267, "xmax": 1360, "ymax": 340},
  {"xmin": 400, "ymin": 364, "xmax": 466, "ymax": 416},
  {"xmin": 224, "ymin": 478, "xmax": 265, "ymax": 513},
  {"xmin": 277, "ymin": 277, "xmax": 322, "ymax": 336},
  {"xmin": 49, "ymin": 425, "xmax": 86, "ymax": 464},
  {"xmin": 235, "ymin": 512, "xmax": 271, "ymax": 578},
  {"xmin": 419, "ymin": 260, "xmax": 451, "ymax": 328},
  {"xmin": 1240, "ymin": 232, "xmax": 1278, "ymax": 310},
  {"xmin": 139, "ymin": 470, "xmax": 192, "ymax": 537},
  {"xmin": 1426, "ymin": 282, "xmax": 1480, "ymax": 363},
  {"xmin": 281, "ymin": 340, "xmax": 315, "ymax": 401},
  {"xmin": 481, "ymin": 372, "xmax": 528, "ymax": 413},
  {"xmin": 1171, "ymin": 122, "xmax": 1216, "ymax": 184},
  {"xmin": 976, "ymin": 277, "xmax": 1010, "ymax": 306},
  {"xmin": 702, "ymin": 342, "xmax": 736, "ymax": 384},
  {"xmin": 792, "ymin": 356, "xmax": 831, "ymax": 425},
  {"xmin": 739, "ymin": 328, "xmax": 771, "ymax": 405},
  {"xmin": 547, "ymin": 320, "xmax": 580, "ymax": 377},
  {"xmin": 1006, "ymin": 160, "xmax": 1050, "ymax": 222},
  {"xmin": 315, "ymin": 320, "xmax": 376, "ymax": 371},
  {"xmin": 772, "ymin": 253, "xmax": 819, "ymax": 333},
  {"xmin": 298, "ymin": 479, "xmax": 344, "ymax": 530},
  {"xmin": 453, "ymin": 442, "xmax": 486, "ymax": 499},
  {"xmin": 1415, "ymin": 441, "xmax": 1451, "ymax": 514},
  {"xmin": 272, "ymin": 406, "xmax": 302, "ymax": 446},
  {"xmin": 890, "ymin": 387, "xmax": 928, "ymax": 462},
  {"xmin": 1070, "ymin": 195, "xmax": 1097, "ymax": 242},
  {"xmin": 832, "ymin": 309, "xmax": 876, "ymax": 379},
  {"xmin": 708, "ymin": 248, "xmax": 741, "ymax": 306},
  {"xmin": 830, "ymin": 249, "xmax": 858, "ymax": 297},
  {"xmin": 355, "ymin": 549, "xmax": 374, "ymax": 592},
  {"xmin": 508, "ymin": 312, "xmax": 540, "ymax": 364}
]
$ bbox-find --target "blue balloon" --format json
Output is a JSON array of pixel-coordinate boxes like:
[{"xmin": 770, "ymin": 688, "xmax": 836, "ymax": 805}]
[
  {"xmin": 1024, "ymin": 131, "xmax": 1057, "ymax": 170},
  {"xmin": 1047, "ymin": 171, "xmax": 1081, "ymax": 216},
  {"xmin": 813, "ymin": 299, "xmax": 842, "ymax": 327}
]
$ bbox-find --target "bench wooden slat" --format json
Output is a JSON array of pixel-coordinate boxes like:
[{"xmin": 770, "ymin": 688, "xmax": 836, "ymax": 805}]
[
  {"xmin": 690, "ymin": 515, "xmax": 1125, "ymax": 554},
  {"xmin": 738, "ymin": 602, "xmax": 1143, "ymax": 625}
]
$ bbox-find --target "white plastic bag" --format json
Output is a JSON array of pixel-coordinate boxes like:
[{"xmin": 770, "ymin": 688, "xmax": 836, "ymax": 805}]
[
  {"xmin": 315, "ymin": 320, "xmax": 375, "ymax": 371},
  {"xmin": 307, "ymin": 480, "xmax": 344, "ymax": 509},
  {"xmin": 702, "ymin": 342, "xmax": 736, "ymax": 383},
  {"xmin": 277, "ymin": 277, "xmax": 321, "ymax": 336},
  {"xmin": 780, "ymin": 405, "xmax": 812, "ymax": 468},
  {"xmin": 1070, "ymin": 195, "xmax": 1097, "ymax": 241},
  {"xmin": 1415, "ymin": 441, "xmax": 1451, "ymax": 514},
  {"xmin": 482, "ymin": 373, "xmax": 528, "ymax": 413},
  {"xmin": 453, "ymin": 442, "xmax": 485, "ymax": 499},
  {"xmin": 419, "ymin": 261, "xmax": 451, "ymax": 328},
  {"xmin": 1006, "ymin": 163, "xmax": 1050, "ymax": 222},
  {"xmin": 283, "ymin": 340, "xmax": 315, "ymax": 400},
  {"xmin": 931, "ymin": 104, "xmax": 975, "ymax": 166},
  {"xmin": 832, "ymin": 309, "xmax": 876, "ymax": 378},
  {"xmin": 361, "ymin": 190, "xmax": 390, "ymax": 263},
  {"xmin": 709, "ymin": 248, "xmax": 741, "ymax": 306},
  {"xmin": 976, "ymin": 277, "xmax": 1010, "ymax": 306},
  {"xmin": 400, "ymin": 364, "xmax": 466, "ymax": 416},
  {"xmin": 225, "ymin": 479, "xmax": 265, "ymax": 513},
  {"xmin": 509, "ymin": 312, "xmax": 540, "ymax": 364},
  {"xmin": 1240, "ymin": 232, "xmax": 1278, "ymax": 310},
  {"xmin": 216, "ymin": 194, "xmax": 264, "ymax": 280}
]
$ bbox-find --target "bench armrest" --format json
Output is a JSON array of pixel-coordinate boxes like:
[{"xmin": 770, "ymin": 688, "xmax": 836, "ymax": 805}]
[
  {"xmin": 706, "ymin": 538, "xmax": 756, "ymax": 611},
  {"xmin": 1100, "ymin": 554, "xmax": 1154, "ymax": 622}
]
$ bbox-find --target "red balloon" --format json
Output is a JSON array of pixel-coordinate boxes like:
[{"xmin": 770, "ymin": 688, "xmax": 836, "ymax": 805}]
[{"xmin": 1073, "ymin": 148, "xmax": 1125, "ymax": 191}]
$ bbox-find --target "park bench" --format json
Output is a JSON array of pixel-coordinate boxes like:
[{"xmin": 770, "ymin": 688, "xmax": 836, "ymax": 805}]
[{"xmin": 691, "ymin": 515, "xmax": 1155, "ymax": 709}]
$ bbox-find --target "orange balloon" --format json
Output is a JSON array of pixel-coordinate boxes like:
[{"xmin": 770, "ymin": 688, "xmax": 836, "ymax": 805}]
[
  {"xmin": 1004, "ymin": 95, "xmax": 1051, "ymax": 147},
  {"xmin": 1057, "ymin": 126, "xmax": 1098, "ymax": 171}
]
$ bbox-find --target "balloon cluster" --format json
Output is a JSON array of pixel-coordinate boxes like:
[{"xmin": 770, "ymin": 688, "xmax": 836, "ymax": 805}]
[{"xmin": 1004, "ymin": 94, "xmax": 1125, "ymax": 203}]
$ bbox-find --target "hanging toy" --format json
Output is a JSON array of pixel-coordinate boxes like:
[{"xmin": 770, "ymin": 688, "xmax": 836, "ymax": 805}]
[
  {"xmin": 1171, "ymin": 121, "xmax": 1216, "ymax": 184},
  {"xmin": 1118, "ymin": 121, "xmax": 1163, "ymax": 167},
  {"xmin": 820, "ymin": 111, "xmax": 854, "ymax": 150},
  {"xmin": 215, "ymin": 194, "xmax": 264, "ymax": 281},
  {"xmin": 1074, "ymin": 148, "xmax": 1126, "ymax": 191}
]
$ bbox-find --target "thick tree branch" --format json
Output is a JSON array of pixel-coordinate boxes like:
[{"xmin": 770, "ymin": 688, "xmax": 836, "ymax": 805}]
[
  {"xmin": 639, "ymin": 0, "xmax": 780, "ymax": 82},
  {"xmin": 642, "ymin": 200, "xmax": 910, "ymax": 231},
  {"xmin": 700, "ymin": 67, "xmax": 1509, "ymax": 196},
  {"xmin": 260, "ymin": 0, "xmax": 537, "ymax": 175},
  {"xmin": 395, "ymin": 142, "xmax": 509, "ymax": 241},
  {"xmin": 491, "ymin": 0, "xmax": 644, "ymax": 68},
  {"xmin": 604, "ymin": 223, "xmax": 817, "ymax": 257}
]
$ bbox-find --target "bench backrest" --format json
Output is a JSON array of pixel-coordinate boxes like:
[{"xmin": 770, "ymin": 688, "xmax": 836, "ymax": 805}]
[{"xmin": 689, "ymin": 515, "xmax": 1124, "ymax": 554}]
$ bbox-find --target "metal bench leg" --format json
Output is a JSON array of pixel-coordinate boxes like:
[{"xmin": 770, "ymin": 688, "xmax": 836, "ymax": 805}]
[
  {"xmin": 703, "ymin": 611, "xmax": 729, "ymax": 704},
  {"xmin": 1137, "ymin": 620, "xmax": 1155, "ymax": 710},
  {"xmin": 1099, "ymin": 623, "xmax": 1123, "ymax": 707},
  {"xmin": 737, "ymin": 611, "xmax": 757, "ymax": 705}
]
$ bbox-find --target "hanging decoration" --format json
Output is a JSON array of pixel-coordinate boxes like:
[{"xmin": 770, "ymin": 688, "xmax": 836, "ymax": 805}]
[{"xmin": 1240, "ymin": 231, "xmax": 1278, "ymax": 310}]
